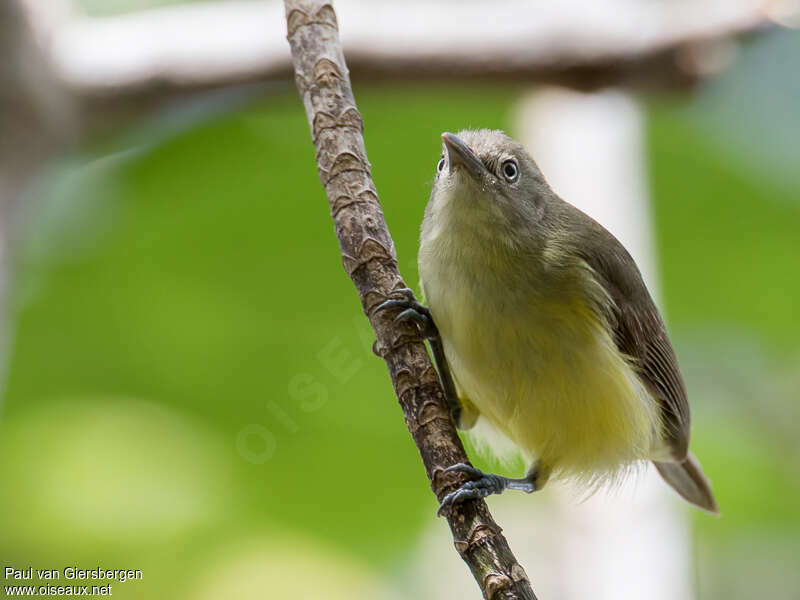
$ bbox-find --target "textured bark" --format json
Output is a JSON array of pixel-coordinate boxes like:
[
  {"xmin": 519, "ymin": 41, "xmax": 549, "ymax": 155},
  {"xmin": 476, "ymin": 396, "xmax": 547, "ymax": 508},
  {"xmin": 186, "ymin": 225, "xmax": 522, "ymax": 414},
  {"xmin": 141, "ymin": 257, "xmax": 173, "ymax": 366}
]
[{"xmin": 284, "ymin": 2, "xmax": 536, "ymax": 599}]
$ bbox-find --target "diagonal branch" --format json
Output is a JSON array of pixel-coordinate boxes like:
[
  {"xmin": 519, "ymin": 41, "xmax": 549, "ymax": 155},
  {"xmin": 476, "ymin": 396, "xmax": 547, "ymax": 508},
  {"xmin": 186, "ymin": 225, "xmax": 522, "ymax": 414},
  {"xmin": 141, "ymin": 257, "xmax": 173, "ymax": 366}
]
[{"xmin": 283, "ymin": 1, "xmax": 536, "ymax": 598}]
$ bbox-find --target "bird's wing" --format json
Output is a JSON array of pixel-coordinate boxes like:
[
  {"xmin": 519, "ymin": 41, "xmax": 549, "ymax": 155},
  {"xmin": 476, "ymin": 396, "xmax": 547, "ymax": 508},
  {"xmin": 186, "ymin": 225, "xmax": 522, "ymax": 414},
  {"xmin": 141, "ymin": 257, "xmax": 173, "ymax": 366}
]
[{"xmin": 578, "ymin": 226, "xmax": 690, "ymax": 460}]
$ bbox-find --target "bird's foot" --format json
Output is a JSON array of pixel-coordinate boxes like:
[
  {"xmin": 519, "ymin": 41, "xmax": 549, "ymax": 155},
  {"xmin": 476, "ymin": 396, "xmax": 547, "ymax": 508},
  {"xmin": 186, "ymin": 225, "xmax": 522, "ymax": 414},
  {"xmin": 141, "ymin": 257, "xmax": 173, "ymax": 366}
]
[
  {"xmin": 373, "ymin": 289, "xmax": 465, "ymax": 430},
  {"xmin": 372, "ymin": 287, "xmax": 438, "ymax": 339},
  {"xmin": 438, "ymin": 463, "xmax": 536, "ymax": 516}
]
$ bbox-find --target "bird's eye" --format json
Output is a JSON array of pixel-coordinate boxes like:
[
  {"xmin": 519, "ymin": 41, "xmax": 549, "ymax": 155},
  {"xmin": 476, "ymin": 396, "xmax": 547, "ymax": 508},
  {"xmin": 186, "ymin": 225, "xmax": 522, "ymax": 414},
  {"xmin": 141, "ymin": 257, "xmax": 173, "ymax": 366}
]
[
  {"xmin": 502, "ymin": 160, "xmax": 519, "ymax": 183},
  {"xmin": 436, "ymin": 157, "xmax": 445, "ymax": 173}
]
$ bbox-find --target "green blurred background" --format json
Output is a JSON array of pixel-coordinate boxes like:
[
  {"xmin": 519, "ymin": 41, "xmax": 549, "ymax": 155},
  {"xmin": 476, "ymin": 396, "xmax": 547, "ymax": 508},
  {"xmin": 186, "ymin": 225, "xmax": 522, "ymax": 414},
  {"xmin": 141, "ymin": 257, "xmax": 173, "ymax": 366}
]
[{"xmin": 0, "ymin": 7, "xmax": 798, "ymax": 598}]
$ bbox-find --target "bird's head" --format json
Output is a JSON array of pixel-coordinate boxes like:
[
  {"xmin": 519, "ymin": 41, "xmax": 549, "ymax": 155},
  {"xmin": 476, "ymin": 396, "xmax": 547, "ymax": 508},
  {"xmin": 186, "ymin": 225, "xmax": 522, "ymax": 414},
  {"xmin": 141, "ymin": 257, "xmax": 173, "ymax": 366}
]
[{"xmin": 430, "ymin": 130, "xmax": 551, "ymax": 230}]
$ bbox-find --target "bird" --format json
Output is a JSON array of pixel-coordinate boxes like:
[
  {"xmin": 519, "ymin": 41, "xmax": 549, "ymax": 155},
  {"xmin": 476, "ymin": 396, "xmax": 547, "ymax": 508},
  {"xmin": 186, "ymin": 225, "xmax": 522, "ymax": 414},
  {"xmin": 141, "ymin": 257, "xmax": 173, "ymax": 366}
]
[{"xmin": 376, "ymin": 129, "xmax": 718, "ymax": 515}]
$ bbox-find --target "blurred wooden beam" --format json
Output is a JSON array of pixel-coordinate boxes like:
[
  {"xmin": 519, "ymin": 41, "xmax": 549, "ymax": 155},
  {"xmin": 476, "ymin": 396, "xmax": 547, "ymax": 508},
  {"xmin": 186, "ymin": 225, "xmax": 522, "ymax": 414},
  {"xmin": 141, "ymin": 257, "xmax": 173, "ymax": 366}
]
[{"xmin": 20, "ymin": 0, "xmax": 778, "ymax": 108}]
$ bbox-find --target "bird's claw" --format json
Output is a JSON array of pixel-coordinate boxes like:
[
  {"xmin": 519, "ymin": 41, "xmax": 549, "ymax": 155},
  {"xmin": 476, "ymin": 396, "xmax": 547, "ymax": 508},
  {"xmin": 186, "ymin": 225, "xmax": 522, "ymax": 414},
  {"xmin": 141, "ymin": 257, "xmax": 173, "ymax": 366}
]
[
  {"xmin": 372, "ymin": 288, "xmax": 438, "ymax": 339},
  {"xmin": 437, "ymin": 463, "xmax": 508, "ymax": 516},
  {"xmin": 443, "ymin": 462, "xmax": 485, "ymax": 479}
]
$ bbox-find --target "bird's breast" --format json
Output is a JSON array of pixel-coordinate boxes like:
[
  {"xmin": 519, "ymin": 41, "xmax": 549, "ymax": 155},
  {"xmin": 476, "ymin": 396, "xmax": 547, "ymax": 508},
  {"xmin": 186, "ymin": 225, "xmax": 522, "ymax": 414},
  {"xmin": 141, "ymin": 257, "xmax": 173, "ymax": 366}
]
[{"xmin": 418, "ymin": 228, "xmax": 661, "ymax": 479}]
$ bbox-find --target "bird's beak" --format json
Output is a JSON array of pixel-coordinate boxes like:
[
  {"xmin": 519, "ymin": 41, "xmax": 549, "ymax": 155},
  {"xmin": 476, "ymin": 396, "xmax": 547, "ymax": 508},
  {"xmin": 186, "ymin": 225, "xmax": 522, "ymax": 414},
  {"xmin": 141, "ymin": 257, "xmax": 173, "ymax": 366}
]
[{"xmin": 441, "ymin": 132, "xmax": 487, "ymax": 181}]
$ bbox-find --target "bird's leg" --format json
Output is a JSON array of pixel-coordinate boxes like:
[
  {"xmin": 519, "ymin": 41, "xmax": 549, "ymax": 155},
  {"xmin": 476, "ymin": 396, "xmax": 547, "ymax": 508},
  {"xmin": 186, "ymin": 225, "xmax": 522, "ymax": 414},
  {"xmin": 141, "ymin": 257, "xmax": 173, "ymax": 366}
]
[
  {"xmin": 372, "ymin": 288, "xmax": 463, "ymax": 426},
  {"xmin": 375, "ymin": 288, "xmax": 539, "ymax": 516},
  {"xmin": 437, "ymin": 463, "xmax": 540, "ymax": 516}
]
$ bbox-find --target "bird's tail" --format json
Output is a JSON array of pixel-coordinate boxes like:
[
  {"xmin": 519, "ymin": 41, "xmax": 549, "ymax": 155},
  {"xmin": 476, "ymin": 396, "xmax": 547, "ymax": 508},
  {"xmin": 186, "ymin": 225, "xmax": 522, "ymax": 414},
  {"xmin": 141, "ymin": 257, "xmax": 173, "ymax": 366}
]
[{"xmin": 653, "ymin": 451, "xmax": 719, "ymax": 515}]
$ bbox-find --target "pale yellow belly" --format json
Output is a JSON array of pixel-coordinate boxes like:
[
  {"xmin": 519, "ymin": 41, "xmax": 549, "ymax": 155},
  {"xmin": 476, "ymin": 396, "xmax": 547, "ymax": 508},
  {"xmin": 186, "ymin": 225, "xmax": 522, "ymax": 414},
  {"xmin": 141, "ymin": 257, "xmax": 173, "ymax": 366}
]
[{"xmin": 433, "ymin": 294, "xmax": 661, "ymax": 483}]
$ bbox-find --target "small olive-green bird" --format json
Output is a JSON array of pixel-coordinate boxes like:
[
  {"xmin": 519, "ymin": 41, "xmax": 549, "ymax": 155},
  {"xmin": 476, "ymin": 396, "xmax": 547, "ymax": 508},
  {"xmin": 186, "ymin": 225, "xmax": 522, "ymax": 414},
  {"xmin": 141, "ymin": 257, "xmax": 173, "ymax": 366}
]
[{"xmin": 379, "ymin": 129, "xmax": 717, "ymax": 514}]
